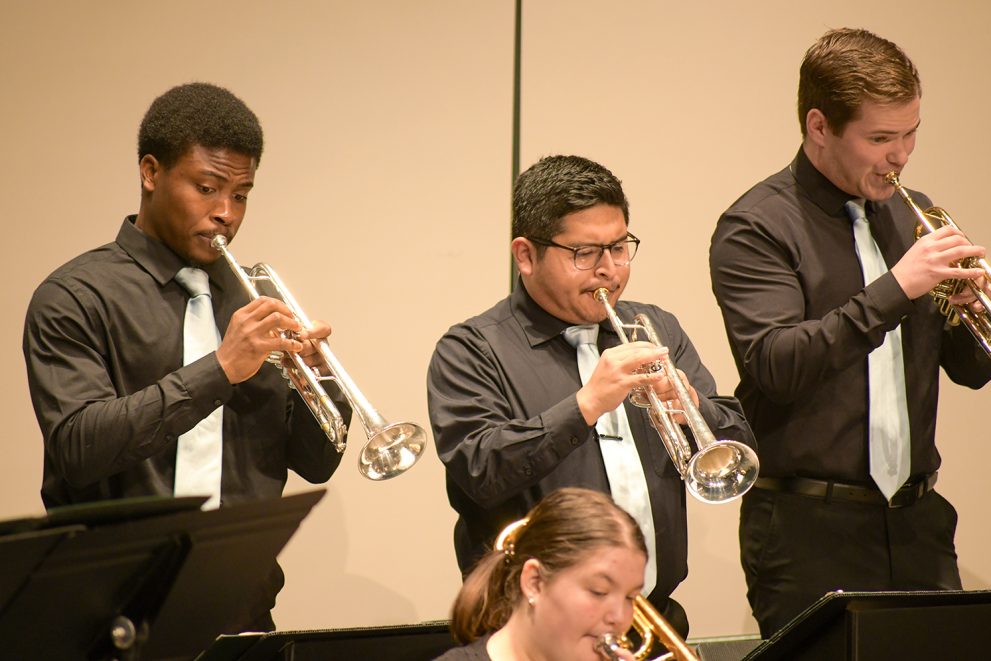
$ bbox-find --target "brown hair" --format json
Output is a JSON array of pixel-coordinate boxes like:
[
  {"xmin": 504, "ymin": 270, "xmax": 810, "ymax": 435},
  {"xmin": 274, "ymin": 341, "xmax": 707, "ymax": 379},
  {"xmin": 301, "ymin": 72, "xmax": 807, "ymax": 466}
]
[
  {"xmin": 798, "ymin": 28, "xmax": 920, "ymax": 137},
  {"xmin": 448, "ymin": 488, "xmax": 647, "ymax": 644}
]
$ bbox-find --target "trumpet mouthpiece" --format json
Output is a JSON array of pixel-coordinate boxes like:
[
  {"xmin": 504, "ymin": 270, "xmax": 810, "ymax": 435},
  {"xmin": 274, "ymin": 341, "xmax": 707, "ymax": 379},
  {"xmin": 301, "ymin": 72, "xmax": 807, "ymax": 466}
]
[
  {"xmin": 593, "ymin": 287, "xmax": 610, "ymax": 301},
  {"xmin": 211, "ymin": 235, "xmax": 228, "ymax": 250},
  {"xmin": 884, "ymin": 172, "xmax": 900, "ymax": 186}
]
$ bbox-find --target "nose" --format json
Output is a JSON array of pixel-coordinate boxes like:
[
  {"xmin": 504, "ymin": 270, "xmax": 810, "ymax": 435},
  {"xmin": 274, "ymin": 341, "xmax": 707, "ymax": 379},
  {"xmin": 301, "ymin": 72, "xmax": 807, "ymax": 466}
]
[
  {"xmin": 603, "ymin": 596, "xmax": 631, "ymax": 630},
  {"xmin": 887, "ymin": 138, "xmax": 911, "ymax": 169},
  {"xmin": 212, "ymin": 197, "xmax": 233, "ymax": 226},
  {"xmin": 593, "ymin": 248, "xmax": 619, "ymax": 278}
]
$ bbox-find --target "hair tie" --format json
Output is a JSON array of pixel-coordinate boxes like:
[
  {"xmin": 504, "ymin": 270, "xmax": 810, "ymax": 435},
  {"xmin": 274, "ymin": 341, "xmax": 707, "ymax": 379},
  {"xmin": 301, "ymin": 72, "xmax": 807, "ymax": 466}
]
[{"xmin": 494, "ymin": 517, "xmax": 529, "ymax": 560}]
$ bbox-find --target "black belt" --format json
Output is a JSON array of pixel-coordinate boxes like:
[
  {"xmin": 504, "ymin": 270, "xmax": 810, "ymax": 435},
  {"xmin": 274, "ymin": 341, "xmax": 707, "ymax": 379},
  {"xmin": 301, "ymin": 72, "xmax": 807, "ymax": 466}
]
[{"xmin": 753, "ymin": 473, "xmax": 937, "ymax": 508}]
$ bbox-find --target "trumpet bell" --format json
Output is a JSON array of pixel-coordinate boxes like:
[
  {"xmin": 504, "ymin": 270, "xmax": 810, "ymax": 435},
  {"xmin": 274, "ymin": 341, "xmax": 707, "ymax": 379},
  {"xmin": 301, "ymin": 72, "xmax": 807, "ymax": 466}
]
[
  {"xmin": 359, "ymin": 422, "xmax": 428, "ymax": 480},
  {"xmin": 686, "ymin": 441, "xmax": 759, "ymax": 504}
]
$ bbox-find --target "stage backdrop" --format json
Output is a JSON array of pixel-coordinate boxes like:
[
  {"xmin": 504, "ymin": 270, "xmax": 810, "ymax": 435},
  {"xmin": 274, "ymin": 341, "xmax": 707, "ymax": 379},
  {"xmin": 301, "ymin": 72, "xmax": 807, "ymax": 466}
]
[{"xmin": 1, "ymin": 0, "xmax": 988, "ymax": 639}]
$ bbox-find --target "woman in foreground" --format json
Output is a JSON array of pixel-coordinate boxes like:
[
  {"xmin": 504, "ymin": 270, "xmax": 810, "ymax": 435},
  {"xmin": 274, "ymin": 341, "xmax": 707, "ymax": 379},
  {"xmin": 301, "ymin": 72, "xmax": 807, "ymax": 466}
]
[{"xmin": 434, "ymin": 487, "xmax": 645, "ymax": 661}]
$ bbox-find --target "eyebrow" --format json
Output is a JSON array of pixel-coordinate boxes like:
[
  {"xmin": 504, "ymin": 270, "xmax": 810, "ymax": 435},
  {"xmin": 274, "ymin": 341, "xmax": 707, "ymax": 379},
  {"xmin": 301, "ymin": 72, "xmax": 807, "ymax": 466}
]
[
  {"xmin": 197, "ymin": 168, "xmax": 254, "ymax": 189},
  {"xmin": 589, "ymin": 572, "xmax": 645, "ymax": 592},
  {"xmin": 573, "ymin": 235, "xmax": 630, "ymax": 247},
  {"xmin": 870, "ymin": 119, "xmax": 921, "ymax": 136}
]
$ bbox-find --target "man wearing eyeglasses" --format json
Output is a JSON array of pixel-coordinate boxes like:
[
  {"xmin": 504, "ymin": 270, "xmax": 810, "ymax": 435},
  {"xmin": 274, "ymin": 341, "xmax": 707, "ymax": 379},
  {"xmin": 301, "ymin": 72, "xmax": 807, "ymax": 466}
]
[{"xmin": 427, "ymin": 154, "xmax": 753, "ymax": 636}]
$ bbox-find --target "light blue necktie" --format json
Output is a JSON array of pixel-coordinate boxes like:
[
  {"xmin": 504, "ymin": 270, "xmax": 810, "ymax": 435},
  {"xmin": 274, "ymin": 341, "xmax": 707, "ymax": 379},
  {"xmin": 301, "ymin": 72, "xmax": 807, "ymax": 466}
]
[
  {"xmin": 564, "ymin": 324, "xmax": 656, "ymax": 595},
  {"xmin": 845, "ymin": 200, "xmax": 911, "ymax": 501},
  {"xmin": 173, "ymin": 267, "xmax": 224, "ymax": 509}
]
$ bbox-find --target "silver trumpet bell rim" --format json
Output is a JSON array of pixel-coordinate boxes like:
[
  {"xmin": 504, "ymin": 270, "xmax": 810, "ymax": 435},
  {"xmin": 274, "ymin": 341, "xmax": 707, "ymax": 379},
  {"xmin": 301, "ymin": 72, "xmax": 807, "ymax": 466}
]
[
  {"xmin": 359, "ymin": 422, "xmax": 428, "ymax": 481},
  {"xmin": 685, "ymin": 440, "xmax": 759, "ymax": 504}
]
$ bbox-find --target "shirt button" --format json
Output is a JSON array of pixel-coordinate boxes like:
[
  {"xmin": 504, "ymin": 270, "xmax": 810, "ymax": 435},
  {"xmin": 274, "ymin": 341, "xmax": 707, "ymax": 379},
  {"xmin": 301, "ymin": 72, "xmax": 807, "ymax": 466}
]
[
  {"xmin": 570, "ymin": 436, "xmax": 580, "ymax": 446},
  {"xmin": 523, "ymin": 465, "xmax": 533, "ymax": 476}
]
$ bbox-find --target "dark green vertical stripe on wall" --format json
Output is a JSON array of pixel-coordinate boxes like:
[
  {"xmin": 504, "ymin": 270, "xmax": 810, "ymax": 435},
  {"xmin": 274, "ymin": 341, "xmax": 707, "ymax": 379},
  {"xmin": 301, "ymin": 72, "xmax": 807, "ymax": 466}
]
[{"xmin": 510, "ymin": 0, "xmax": 522, "ymax": 290}]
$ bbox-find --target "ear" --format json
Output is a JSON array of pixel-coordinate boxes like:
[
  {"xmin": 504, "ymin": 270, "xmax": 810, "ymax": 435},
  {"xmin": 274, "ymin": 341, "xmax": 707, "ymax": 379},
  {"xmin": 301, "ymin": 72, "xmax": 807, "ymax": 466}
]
[
  {"xmin": 139, "ymin": 154, "xmax": 161, "ymax": 194},
  {"xmin": 805, "ymin": 109, "xmax": 829, "ymax": 148},
  {"xmin": 511, "ymin": 237, "xmax": 537, "ymax": 276},
  {"xmin": 520, "ymin": 558, "xmax": 545, "ymax": 601}
]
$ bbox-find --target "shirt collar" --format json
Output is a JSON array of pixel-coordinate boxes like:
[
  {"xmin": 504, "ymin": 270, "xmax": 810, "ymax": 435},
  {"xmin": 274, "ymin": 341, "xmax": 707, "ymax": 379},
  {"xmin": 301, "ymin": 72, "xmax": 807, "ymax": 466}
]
[
  {"xmin": 510, "ymin": 277, "xmax": 616, "ymax": 347},
  {"xmin": 115, "ymin": 215, "xmax": 234, "ymax": 295},
  {"xmin": 791, "ymin": 146, "xmax": 869, "ymax": 219}
]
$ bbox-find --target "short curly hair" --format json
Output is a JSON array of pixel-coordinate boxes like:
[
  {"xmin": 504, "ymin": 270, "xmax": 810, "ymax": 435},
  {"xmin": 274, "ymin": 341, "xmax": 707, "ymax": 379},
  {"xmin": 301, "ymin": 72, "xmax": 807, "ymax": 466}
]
[
  {"xmin": 512, "ymin": 155, "xmax": 630, "ymax": 245},
  {"xmin": 137, "ymin": 82, "xmax": 264, "ymax": 168}
]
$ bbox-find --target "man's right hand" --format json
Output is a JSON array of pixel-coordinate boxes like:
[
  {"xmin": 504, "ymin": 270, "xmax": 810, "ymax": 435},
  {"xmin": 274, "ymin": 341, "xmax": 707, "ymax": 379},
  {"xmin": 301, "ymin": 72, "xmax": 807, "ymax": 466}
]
[
  {"xmin": 216, "ymin": 296, "xmax": 304, "ymax": 384},
  {"xmin": 576, "ymin": 341, "xmax": 666, "ymax": 426},
  {"xmin": 891, "ymin": 224, "xmax": 986, "ymax": 300}
]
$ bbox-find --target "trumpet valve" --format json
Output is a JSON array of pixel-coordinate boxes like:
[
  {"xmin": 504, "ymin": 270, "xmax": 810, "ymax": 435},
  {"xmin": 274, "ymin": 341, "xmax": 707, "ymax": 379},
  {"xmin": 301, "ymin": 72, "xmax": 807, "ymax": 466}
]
[
  {"xmin": 630, "ymin": 387, "xmax": 651, "ymax": 408},
  {"xmin": 629, "ymin": 360, "xmax": 665, "ymax": 408},
  {"xmin": 641, "ymin": 359, "xmax": 664, "ymax": 375}
]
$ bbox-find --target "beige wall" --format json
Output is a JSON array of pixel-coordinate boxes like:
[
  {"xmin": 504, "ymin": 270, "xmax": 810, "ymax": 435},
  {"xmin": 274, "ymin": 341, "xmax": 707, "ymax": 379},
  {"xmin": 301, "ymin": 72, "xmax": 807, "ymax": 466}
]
[{"xmin": 1, "ymin": 0, "xmax": 988, "ymax": 640}]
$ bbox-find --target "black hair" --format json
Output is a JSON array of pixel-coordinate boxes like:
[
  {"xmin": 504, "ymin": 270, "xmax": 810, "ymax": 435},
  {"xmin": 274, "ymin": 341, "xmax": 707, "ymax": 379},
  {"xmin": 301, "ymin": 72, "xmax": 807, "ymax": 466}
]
[
  {"xmin": 137, "ymin": 82, "xmax": 263, "ymax": 168},
  {"xmin": 512, "ymin": 155, "xmax": 629, "ymax": 243}
]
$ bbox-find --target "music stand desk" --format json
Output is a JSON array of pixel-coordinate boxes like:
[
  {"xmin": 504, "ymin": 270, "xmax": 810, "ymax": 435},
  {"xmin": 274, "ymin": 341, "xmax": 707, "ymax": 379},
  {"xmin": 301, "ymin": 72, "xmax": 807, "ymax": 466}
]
[
  {"xmin": 0, "ymin": 489, "xmax": 325, "ymax": 660},
  {"xmin": 743, "ymin": 589, "xmax": 991, "ymax": 661}
]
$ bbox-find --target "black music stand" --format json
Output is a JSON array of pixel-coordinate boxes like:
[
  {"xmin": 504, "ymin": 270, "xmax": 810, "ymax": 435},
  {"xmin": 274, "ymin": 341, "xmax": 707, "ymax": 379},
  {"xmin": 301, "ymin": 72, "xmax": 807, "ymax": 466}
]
[
  {"xmin": 196, "ymin": 622, "xmax": 458, "ymax": 661},
  {"xmin": 0, "ymin": 489, "xmax": 325, "ymax": 660},
  {"xmin": 743, "ymin": 589, "xmax": 991, "ymax": 660}
]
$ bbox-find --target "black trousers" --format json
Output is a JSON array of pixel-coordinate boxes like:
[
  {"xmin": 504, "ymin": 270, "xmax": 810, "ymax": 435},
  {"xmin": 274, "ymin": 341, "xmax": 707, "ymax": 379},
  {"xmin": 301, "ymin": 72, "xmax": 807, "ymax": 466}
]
[{"xmin": 739, "ymin": 487, "xmax": 961, "ymax": 638}]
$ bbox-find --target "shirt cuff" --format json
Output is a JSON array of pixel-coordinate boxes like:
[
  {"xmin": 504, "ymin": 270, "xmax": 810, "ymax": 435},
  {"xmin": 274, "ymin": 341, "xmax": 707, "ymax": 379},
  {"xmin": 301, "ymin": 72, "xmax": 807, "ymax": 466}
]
[
  {"xmin": 535, "ymin": 395, "xmax": 596, "ymax": 458},
  {"xmin": 180, "ymin": 353, "xmax": 235, "ymax": 415},
  {"xmin": 865, "ymin": 271, "xmax": 915, "ymax": 325}
]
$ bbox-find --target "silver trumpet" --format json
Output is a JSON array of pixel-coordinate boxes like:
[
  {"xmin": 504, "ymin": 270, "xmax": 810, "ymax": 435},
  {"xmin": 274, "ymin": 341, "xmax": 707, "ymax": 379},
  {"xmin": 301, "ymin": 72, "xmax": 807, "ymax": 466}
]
[
  {"xmin": 212, "ymin": 235, "xmax": 427, "ymax": 480},
  {"xmin": 594, "ymin": 288, "xmax": 758, "ymax": 503}
]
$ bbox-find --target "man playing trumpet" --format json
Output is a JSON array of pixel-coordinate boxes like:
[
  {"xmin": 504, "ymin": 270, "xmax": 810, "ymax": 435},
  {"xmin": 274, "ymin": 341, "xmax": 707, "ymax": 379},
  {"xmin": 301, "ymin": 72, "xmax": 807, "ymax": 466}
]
[
  {"xmin": 22, "ymin": 82, "xmax": 350, "ymax": 632},
  {"xmin": 709, "ymin": 28, "xmax": 991, "ymax": 637},
  {"xmin": 428, "ymin": 154, "xmax": 754, "ymax": 637}
]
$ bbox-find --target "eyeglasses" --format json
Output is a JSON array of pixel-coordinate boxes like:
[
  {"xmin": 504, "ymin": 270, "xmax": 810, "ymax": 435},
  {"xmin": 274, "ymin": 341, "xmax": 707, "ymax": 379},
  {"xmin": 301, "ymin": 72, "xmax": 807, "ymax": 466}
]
[{"xmin": 528, "ymin": 233, "xmax": 640, "ymax": 270}]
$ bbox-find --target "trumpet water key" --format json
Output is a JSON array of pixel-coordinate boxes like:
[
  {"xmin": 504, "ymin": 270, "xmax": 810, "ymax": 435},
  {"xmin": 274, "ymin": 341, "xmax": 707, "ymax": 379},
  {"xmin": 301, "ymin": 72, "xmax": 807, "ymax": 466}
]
[
  {"xmin": 211, "ymin": 235, "xmax": 427, "ymax": 480},
  {"xmin": 594, "ymin": 288, "xmax": 758, "ymax": 503},
  {"xmin": 884, "ymin": 171, "xmax": 991, "ymax": 357}
]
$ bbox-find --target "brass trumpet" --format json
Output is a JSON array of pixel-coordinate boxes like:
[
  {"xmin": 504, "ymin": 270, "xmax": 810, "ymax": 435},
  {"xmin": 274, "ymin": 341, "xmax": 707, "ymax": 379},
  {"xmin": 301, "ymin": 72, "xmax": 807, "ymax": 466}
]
[
  {"xmin": 594, "ymin": 288, "xmax": 758, "ymax": 503},
  {"xmin": 211, "ymin": 235, "xmax": 427, "ymax": 480},
  {"xmin": 596, "ymin": 596, "xmax": 699, "ymax": 661},
  {"xmin": 885, "ymin": 171, "xmax": 991, "ymax": 356}
]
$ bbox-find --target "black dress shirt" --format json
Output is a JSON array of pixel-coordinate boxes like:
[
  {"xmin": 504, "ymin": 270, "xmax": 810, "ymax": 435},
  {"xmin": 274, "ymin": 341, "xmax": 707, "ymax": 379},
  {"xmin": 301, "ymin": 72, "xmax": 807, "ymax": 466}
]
[
  {"xmin": 710, "ymin": 148, "xmax": 991, "ymax": 482},
  {"xmin": 427, "ymin": 280, "xmax": 754, "ymax": 601},
  {"xmin": 23, "ymin": 217, "xmax": 348, "ymax": 509}
]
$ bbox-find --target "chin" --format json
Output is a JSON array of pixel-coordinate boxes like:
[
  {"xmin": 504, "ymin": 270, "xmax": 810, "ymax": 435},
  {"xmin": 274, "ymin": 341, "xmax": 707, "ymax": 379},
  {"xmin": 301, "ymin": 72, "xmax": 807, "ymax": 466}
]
[
  {"xmin": 862, "ymin": 183, "xmax": 892, "ymax": 201},
  {"xmin": 186, "ymin": 252, "xmax": 221, "ymax": 268}
]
